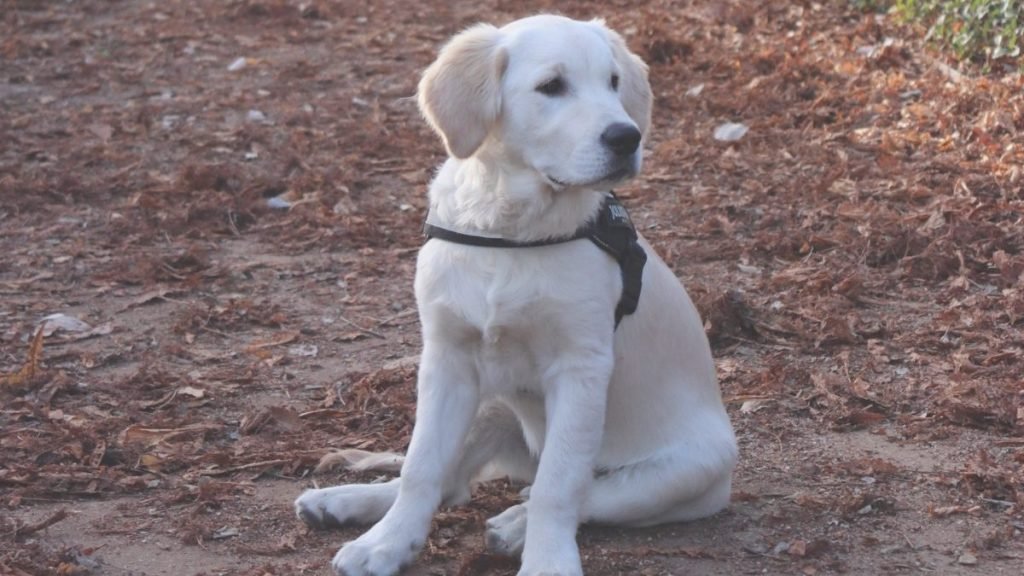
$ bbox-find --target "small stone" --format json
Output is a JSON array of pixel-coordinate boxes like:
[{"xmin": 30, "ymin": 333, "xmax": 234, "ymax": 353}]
[
  {"xmin": 266, "ymin": 195, "xmax": 291, "ymax": 209},
  {"xmin": 713, "ymin": 121, "xmax": 749, "ymax": 142},
  {"xmin": 957, "ymin": 552, "xmax": 978, "ymax": 565},
  {"xmin": 212, "ymin": 526, "xmax": 239, "ymax": 540}
]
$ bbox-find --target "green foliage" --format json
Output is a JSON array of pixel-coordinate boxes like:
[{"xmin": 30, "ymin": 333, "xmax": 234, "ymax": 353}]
[
  {"xmin": 894, "ymin": 0, "xmax": 1023, "ymax": 63},
  {"xmin": 849, "ymin": 0, "xmax": 892, "ymax": 13}
]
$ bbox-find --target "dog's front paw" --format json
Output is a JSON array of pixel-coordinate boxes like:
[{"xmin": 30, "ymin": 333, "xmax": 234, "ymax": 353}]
[
  {"xmin": 516, "ymin": 563, "xmax": 583, "ymax": 576},
  {"xmin": 485, "ymin": 503, "xmax": 527, "ymax": 556},
  {"xmin": 518, "ymin": 532, "xmax": 583, "ymax": 576},
  {"xmin": 332, "ymin": 527, "xmax": 423, "ymax": 576},
  {"xmin": 516, "ymin": 557, "xmax": 584, "ymax": 576}
]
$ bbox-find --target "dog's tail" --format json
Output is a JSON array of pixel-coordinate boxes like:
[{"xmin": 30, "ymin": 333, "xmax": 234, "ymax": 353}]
[{"xmin": 313, "ymin": 449, "xmax": 405, "ymax": 474}]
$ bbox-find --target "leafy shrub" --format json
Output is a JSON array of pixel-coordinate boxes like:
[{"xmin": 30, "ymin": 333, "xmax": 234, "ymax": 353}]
[
  {"xmin": 849, "ymin": 0, "xmax": 892, "ymax": 12},
  {"xmin": 894, "ymin": 0, "xmax": 1023, "ymax": 63}
]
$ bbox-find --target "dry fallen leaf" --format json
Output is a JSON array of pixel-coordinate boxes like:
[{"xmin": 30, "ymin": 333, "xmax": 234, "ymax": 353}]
[
  {"xmin": 39, "ymin": 313, "xmax": 92, "ymax": 335},
  {"xmin": 930, "ymin": 504, "xmax": 973, "ymax": 517},
  {"xmin": 88, "ymin": 123, "xmax": 113, "ymax": 142},
  {"xmin": 120, "ymin": 287, "xmax": 181, "ymax": 311},
  {"xmin": 139, "ymin": 453, "xmax": 167, "ymax": 471},
  {"xmin": 119, "ymin": 424, "xmax": 220, "ymax": 446},
  {"xmin": 244, "ymin": 330, "xmax": 301, "ymax": 353},
  {"xmin": 740, "ymin": 399, "xmax": 770, "ymax": 414},
  {"xmin": 288, "ymin": 344, "xmax": 319, "ymax": 357},
  {"xmin": 139, "ymin": 386, "xmax": 208, "ymax": 410},
  {"xmin": 0, "ymin": 328, "xmax": 45, "ymax": 391},
  {"xmin": 240, "ymin": 406, "xmax": 304, "ymax": 435},
  {"xmin": 179, "ymin": 385, "xmax": 205, "ymax": 398}
]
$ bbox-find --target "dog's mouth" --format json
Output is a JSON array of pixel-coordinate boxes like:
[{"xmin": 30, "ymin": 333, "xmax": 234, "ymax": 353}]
[
  {"xmin": 545, "ymin": 167, "xmax": 634, "ymax": 190},
  {"xmin": 545, "ymin": 174, "xmax": 569, "ymax": 189},
  {"xmin": 602, "ymin": 167, "xmax": 633, "ymax": 183}
]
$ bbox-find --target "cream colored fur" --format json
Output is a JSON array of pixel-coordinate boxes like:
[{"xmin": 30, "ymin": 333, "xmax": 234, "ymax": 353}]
[{"xmin": 295, "ymin": 15, "xmax": 737, "ymax": 576}]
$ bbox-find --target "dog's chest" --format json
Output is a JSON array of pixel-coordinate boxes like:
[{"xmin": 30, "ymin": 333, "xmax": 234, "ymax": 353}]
[
  {"xmin": 417, "ymin": 242, "xmax": 617, "ymax": 391},
  {"xmin": 470, "ymin": 252, "xmax": 554, "ymax": 334}
]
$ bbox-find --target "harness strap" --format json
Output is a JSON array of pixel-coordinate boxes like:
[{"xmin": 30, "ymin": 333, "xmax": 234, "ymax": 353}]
[
  {"xmin": 422, "ymin": 222, "xmax": 591, "ymax": 248},
  {"xmin": 423, "ymin": 194, "xmax": 647, "ymax": 329},
  {"xmin": 586, "ymin": 195, "xmax": 647, "ymax": 327}
]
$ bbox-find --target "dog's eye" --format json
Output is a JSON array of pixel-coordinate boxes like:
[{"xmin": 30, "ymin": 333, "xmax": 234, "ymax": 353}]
[
  {"xmin": 611, "ymin": 73, "xmax": 620, "ymax": 91},
  {"xmin": 536, "ymin": 77, "xmax": 566, "ymax": 96}
]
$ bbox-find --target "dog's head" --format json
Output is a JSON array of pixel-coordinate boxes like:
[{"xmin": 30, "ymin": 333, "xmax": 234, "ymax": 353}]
[{"xmin": 418, "ymin": 15, "xmax": 652, "ymax": 191}]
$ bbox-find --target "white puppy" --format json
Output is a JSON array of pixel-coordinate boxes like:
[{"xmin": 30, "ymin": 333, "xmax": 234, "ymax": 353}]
[{"xmin": 295, "ymin": 14, "xmax": 737, "ymax": 576}]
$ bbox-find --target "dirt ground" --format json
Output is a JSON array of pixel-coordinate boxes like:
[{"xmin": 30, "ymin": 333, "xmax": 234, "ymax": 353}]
[{"xmin": 2, "ymin": 1, "xmax": 1022, "ymax": 575}]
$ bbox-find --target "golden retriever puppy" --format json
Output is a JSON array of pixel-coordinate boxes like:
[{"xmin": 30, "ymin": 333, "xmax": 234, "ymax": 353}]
[{"xmin": 296, "ymin": 14, "xmax": 737, "ymax": 576}]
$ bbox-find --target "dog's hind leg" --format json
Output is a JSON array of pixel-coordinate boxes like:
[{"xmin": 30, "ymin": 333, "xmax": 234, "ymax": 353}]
[
  {"xmin": 485, "ymin": 421, "xmax": 736, "ymax": 558},
  {"xmin": 294, "ymin": 450, "xmax": 407, "ymax": 529},
  {"xmin": 446, "ymin": 400, "xmax": 538, "ymax": 504},
  {"xmin": 296, "ymin": 400, "xmax": 535, "ymax": 530},
  {"xmin": 295, "ymin": 478, "xmax": 401, "ymax": 529},
  {"xmin": 581, "ymin": 434, "xmax": 737, "ymax": 527}
]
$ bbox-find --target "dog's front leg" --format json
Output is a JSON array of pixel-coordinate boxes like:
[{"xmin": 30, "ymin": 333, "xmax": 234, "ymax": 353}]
[
  {"xmin": 332, "ymin": 343, "xmax": 479, "ymax": 576},
  {"xmin": 519, "ymin": 355, "xmax": 613, "ymax": 576}
]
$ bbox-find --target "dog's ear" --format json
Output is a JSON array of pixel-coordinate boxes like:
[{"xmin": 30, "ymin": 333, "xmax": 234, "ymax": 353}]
[
  {"xmin": 600, "ymin": 22, "xmax": 653, "ymax": 137},
  {"xmin": 418, "ymin": 24, "xmax": 507, "ymax": 159}
]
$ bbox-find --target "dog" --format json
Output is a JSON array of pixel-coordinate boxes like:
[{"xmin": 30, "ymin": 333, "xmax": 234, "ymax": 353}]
[{"xmin": 295, "ymin": 14, "xmax": 737, "ymax": 576}]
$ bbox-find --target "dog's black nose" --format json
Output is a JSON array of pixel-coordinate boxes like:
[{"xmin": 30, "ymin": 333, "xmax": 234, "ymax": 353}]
[{"xmin": 601, "ymin": 123, "xmax": 642, "ymax": 156}]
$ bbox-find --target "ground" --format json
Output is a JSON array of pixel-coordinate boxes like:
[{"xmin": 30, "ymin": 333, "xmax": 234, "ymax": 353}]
[{"xmin": 1, "ymin": 1, "xmax": 1022, "ymax": 575}]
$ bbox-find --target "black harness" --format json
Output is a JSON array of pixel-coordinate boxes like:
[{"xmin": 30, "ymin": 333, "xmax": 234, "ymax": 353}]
[{"xmin": 423, "ymin": 194, "xmax": 647, "ymax": 328}]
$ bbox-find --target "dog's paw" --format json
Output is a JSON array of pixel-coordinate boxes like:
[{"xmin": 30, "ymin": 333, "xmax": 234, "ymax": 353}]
[
  {"xmin": 485, "ymin": 503, "xmax": 527, "ymax": 556},
  {"xmin": 295, "ymin": 481, "xmax": 399, "ymax": 530},
  {"xmin": 332, "ymin": 526, "xmax": 423, "ymax": 576},
  {"xmin": 517, "ymin": 518, "xmax": 584, "ymax": 576},
  {"xmin": 517, "ymin": 550, "xmax": 583, "ymax": 576}
]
